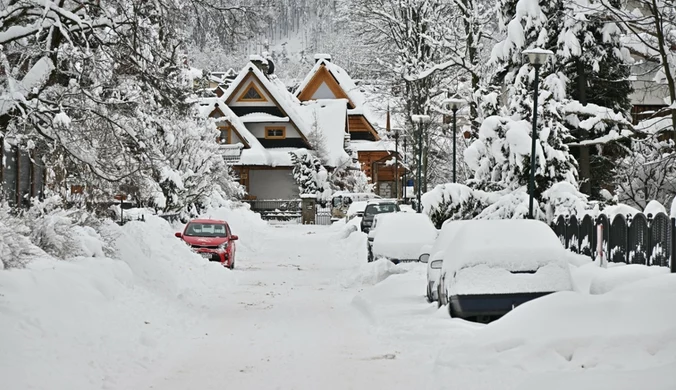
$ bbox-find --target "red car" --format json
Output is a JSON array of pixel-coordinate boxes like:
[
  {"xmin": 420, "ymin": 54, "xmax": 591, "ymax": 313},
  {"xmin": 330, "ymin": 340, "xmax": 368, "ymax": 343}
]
[{"xmin": 175, "ymin": 219, "xmax": 238, "ymax": 269}]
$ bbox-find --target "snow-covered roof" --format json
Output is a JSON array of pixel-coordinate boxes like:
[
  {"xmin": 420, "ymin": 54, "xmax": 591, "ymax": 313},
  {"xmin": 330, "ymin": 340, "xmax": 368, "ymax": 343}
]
[
  {"xmin": 296, "ymin": 58, "xmax": 393, "ymax": 134},
  {"xmin": 297, "ymin": 99, "xmax": 351, "ymax": 167},
  {"xmin": 200, "ymin": 64, "xmax": 351, "ymax": 168},
  {"xmin": 239, "ymin": 112, "xmax": 289, "ymax": 123},
  {"xmin": 222, "ymin": 62, "xmax": 314, "ymax": 142},
  {"xmin": 350, "ymin": 140, "xmax": 397, "ymax": 153}
]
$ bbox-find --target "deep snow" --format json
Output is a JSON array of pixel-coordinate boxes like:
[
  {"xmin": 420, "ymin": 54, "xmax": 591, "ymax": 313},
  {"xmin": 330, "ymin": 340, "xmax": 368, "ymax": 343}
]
[{"xmin": 1, "ymin": 205, "xmax": 675, "ymax": 390}]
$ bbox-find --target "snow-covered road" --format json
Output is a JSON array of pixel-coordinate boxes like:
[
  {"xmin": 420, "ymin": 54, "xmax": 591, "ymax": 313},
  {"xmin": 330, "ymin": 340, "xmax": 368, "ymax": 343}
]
[
  {"xmin": 141, "ymin": 224, "xmax": 427, "ymax": 389},
  {"xmin": 3, "ymin": 209, "xmax": 675, "ymax": 390}
]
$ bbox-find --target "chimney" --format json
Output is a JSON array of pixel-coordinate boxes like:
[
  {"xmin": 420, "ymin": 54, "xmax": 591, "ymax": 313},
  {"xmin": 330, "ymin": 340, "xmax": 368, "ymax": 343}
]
[
  {"xmin": 314, "ymin": 53, "xmax": 332, "ymax": 63},
  {"xmin": 249, "ymin": 54, "xmax": 269, "ymax": 74}
]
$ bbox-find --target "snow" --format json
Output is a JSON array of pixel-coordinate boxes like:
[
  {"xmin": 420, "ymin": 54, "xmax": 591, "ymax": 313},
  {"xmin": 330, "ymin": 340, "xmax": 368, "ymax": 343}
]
[
  {"xmin": 450, "ymin": 262, "xmax": 573, "ymax": 295},
  {"xmin": 239, "ymin": 112, "xmax": 290, "ymax": 123},
  {"xmin": 371, "ymin": 213, "xmax": 437, "ymax": 261},
  {"xmin": 601, "ymin": 203, "xmax": 642, "ymax": 218},
  {"xmin": 349, "ymin": 139, "xmax": 396, "ymax": 152},
  {"xmin": 341, "ymin": 258, "xmax": 408, "ymax": 288},
  {"xmin": 644, "ymin": 199, "xmax": 667, "ymax": 216},
  {"xmin": 635, "ymin": 116, "xmax": 673, "ymax": 135},
  {"xmin": 299, "ymin": 99, "xmax": 351, "ymax": 167},
  {"xmin": 672, "ymin": 196, "xmax": 676, "ymax": 218},
  {"xmin": 3, "ymin": 205, "xmax": 675, "ymax": 390},
  {"xmin": 347, "ymin": 200, "xmax": 368, "ymax": 218},
  {"xmin": 0, "ymin": 214, "xmax": 235, "ymax": 390},
  {"xmin": 421, "ymin": 183, "xmax": 474, "ymax": 213},
  {"xmin": 441, "ymin": 219, "xmax": 571, "ymax": 279},
  {"xmin": 588, "ymin": 263, "xmax": 670, "ymax": 295}
]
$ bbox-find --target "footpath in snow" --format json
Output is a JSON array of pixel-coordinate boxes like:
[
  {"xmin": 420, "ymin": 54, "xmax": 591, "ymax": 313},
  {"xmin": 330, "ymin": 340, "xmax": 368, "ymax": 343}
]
[{"xmin": 1, "ymin": 204, "xmax": 675, "ymax": 390}]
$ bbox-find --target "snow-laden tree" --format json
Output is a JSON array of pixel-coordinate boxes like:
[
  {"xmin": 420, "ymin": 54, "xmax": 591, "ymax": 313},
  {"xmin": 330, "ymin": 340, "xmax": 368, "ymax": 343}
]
[
  {"xmin": 467, "ymin": 0, "xmax": 578, "ymax": 201},
  {"xmin": 289, "ymin": 150, "xmax": 332, "ymax": 204},
  {"xmin": 615, "ymin": 134, "xmax": 676, "ymax": 209},
  {"xmin": 557, "ymin": 0, "xmax": 634, "ymax": 197},
  {"xmin": 602, "ymin": 0, "xmax": 676, "ymax": 136},
  {"xmin": 0, "ymin": 0, "xmax": 243, "ymax": 213}
]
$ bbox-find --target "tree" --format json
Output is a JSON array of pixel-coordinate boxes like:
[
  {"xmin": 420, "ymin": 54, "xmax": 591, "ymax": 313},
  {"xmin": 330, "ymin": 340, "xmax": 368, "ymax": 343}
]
[
  {"xmin": 466, "ymin": 0, "xmax": 578, "ymax": 202},
  {"xmin": 615, "ymin": 134, "xmax": 676, "ymax": 209},
  {"xmin": 0, "ymin": 0, "xmax": 244, "ymax": 213},
  {"xmin": 289, "ymin": 150, "xmax": 331, "ymax": 203},
  {"xmin": 558, "ymin": 0, "xmax": 634, "ymax": 198},
  {"xmin": 601, "ymin": 0, "xmax": 676, "ymax": 138}
]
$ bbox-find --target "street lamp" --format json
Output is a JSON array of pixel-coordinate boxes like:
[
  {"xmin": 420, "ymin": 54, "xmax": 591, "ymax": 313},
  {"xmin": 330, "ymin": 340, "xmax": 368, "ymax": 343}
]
[
  {"xmin": 392, "ymin": 129, "xmax": 400, "ymax": 200},
  {"xmin": 442, "ymin": 97, "xmax": 465, "ymax": 183},
  {"xmin": 411, "ymin": 114, "xmax": 431, "ymax": 213},
  {"xmin": 523, "ymin": 48, "xmax": 553, "ymax": 220}
]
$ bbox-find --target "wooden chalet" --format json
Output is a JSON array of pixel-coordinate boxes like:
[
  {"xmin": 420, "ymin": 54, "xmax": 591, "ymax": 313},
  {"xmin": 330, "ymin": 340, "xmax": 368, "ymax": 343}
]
[
  {"xmin": 295, "ymin": 54, "xmax": 403, "ymax": 197},
  {"xmin": 200, "ymin": 56, "xmax": 350, "ymax": 201}
]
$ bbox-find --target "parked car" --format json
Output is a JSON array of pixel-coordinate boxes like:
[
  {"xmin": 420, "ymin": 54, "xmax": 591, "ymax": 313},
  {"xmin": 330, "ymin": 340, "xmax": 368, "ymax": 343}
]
[
  {"xmin": 419, "ymin": 220, "xmax": 469, "ymax": 303},
  {"xmin": 175, "ymin": 219, "xmax": 238, "ymax": 269},
  {"xmin": 331, "ymin": 192, "xmax": 381, "ymax": 220},
  {"xmin": 437, "ymin": 219, "xmax": 572, "ymax": 322},
  {"xmin": 346, "ymin": 201, "xmax": 368, "ymax": 221},
  {"xmin": 368, "ymin": 213, "xmax": 438, "ymax": 264},
  {"xmin": 360, "ymin": 199, "xmax": 400, "ymax": 233}
]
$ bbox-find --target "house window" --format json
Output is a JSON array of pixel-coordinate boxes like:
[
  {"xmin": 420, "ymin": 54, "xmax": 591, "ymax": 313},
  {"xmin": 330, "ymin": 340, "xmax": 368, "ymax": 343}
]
[
  {"xmin": 217, "ymin": 126, "xmax": 231, "ymax": 144},
  {"xmin": 237, "ymin": 82, "xmax": 267, "ymax": 102},
  {"xmin": 265, "ymin": 127, "xmax": 286, "ymax": 139}
]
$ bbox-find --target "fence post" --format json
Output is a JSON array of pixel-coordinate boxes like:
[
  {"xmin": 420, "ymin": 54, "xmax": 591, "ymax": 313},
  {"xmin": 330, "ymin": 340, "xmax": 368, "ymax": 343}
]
[{"xmin": 671, "ymin": 218, "xmax": 676, "ymax": 273}]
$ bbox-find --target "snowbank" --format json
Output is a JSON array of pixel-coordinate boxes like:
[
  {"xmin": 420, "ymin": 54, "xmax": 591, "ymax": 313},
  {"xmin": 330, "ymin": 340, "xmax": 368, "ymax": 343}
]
[
  {"xmin": 434, "ymin": 275, "xmax": 676, "ymax": 389},
  {"xmin": 341, "ymin": 259, "xmax": 408, "ymax": 288},
  {"xmin": 589, "ymin": 263, "xmax": 670, "ymax": 295},
  {"xmin": 0, "ymin": 206, "xmax": 255, "ymax": 390}
]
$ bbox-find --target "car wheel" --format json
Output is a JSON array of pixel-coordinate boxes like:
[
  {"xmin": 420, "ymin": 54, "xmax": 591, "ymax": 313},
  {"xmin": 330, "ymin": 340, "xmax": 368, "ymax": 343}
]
[
  {"xmin": 367, "ymin": 247, "xmax": 373, "ymax": 262},
  {"xmin": 437, "ymin": 284, "xmax": 445, "ymax": 308},
  {"xmin": 426, "ymin": 285, "xmax": 433, "ymax": 303}
]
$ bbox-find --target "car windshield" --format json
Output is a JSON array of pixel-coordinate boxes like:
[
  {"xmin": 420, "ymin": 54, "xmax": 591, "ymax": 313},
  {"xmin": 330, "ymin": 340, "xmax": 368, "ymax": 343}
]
[
  {"xmin": 184, "ymin": 222, "xmax": 227, "ymax": 237},
  {"xmin": 364, "ymin": 203, "xmax": 398, "ymax": 216}
]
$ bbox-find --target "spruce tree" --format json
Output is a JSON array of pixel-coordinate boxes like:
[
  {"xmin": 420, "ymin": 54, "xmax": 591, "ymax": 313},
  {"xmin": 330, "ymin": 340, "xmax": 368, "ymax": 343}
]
[
  {"xmin": 559, "ymin": 0, "xmax": 634, "ymax": 199},
  {"xmin": 467, "ymin": 0, "xmax": 578, "ymax": 203}
]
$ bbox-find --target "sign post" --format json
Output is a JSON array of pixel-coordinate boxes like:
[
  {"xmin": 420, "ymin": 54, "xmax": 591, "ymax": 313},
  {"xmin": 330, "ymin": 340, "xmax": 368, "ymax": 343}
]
[
  {"xmin": 115, "ymin": 194, "xmax": 128, "ymax": 225},
  {"xmin": 596, "ymin": 223, "xmax": 605, "ymax": 267}
]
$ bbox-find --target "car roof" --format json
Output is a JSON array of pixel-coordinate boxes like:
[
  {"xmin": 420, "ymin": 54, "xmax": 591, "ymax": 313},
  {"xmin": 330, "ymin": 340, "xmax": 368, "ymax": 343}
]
[
  {"xmin": 366, "ymin": 199, "xmax": 398, "ymax": 205},
  {"xmin": 189, "ymin": 219, "xmax": 228, "ymax": 224}
]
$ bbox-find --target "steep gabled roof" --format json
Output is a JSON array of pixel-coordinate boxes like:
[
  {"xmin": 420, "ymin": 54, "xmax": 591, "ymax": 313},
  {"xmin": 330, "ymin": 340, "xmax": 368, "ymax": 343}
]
[
  {"xmin": 295, "ymin": 58, "xmax": 381, "ymax": 139},
  {"xmin": 222, "ymin": 62, "xmax": 313, "ymax": 145}
]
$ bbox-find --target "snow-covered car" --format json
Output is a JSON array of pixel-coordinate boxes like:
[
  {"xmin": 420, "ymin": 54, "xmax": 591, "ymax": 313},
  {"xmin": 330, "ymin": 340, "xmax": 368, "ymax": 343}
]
[
  {"xmin": 175, "ymin": 219, "xmax": 239, "ymax": 269},
  {"xmin": 419, "ymin": 220, "xmax": 469, "ymax": 303},
  {"xmin": 368, "ymin": 213, "xmax": 438, "ymax": 264},
  {"xmin": 360, "ymin": 199, "xmax": 400, "ymax": 233},
  {"xmin": 346, "ymin": 201, "xmax": 368, "ymax": 221},
  {"xmin": 437, "ymin": 219, "xmax": 572, "ymax": 322}
]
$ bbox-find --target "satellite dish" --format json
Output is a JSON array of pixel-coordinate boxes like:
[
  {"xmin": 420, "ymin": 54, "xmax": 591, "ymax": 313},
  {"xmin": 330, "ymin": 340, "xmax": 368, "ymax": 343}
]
[{"xmin": 267, "ymin": 58, "xmax": 275, "ymax": 75}]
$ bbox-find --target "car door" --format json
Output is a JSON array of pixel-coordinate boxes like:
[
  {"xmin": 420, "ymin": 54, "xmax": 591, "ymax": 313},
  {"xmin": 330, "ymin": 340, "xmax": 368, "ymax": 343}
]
[{"xmin": 227, "ymin": 223, "xmax": 236, "ymax": 259}]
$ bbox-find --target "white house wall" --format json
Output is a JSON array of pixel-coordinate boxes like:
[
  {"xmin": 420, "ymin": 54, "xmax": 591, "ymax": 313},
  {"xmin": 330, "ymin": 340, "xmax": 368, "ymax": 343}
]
[
  {"xmin": 311, "ymin": 82, "xmax": 336, "ymax": 100},
  {"xmin": 248, "ymin": 169, "xmax": 299, "ymax": 199},
  {"xmin": 230, "ymin": 76, "xmax": 276, "ymax": 107},
  {"xmin": 246, "ymin": 123, "xmax": 302, "ymax": 139}
]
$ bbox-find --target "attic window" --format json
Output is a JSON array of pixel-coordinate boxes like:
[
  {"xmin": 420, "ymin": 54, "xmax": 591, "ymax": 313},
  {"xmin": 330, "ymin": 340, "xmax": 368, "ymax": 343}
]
[
  {"xmin": 265, "ymin": 127, "xmax": 286, "ymax": 139},
  {"xmin": 238, "ymin": 82, "xmax": 266, "ymax": 102}
]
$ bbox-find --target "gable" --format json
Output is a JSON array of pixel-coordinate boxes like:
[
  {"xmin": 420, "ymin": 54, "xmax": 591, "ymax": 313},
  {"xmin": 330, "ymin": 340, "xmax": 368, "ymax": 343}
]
[
  {"xmin": 227, "ymin": 74, "xmax": 274, "ymax": 107},
  {"xmin": 297, "ymin": 65, "xmax": 355, "ymax": 109}
]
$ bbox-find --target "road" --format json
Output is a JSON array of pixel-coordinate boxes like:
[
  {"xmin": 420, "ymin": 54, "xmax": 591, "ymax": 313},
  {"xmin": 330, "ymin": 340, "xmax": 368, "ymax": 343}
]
[{"xmin": 141, "ymin": 224, "xmax": 432, "ymax": 390}]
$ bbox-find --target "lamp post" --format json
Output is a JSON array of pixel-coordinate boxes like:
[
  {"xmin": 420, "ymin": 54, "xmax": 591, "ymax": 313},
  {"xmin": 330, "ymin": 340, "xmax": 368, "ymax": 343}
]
[
  {"xmin": 442, "ymin": 97, "xmax": 465, "ymax": 183},
  {"xmin": 411, "ymin": 114, "xmax": 431, "ymax": 213},
  {"xmin": 393, "ymin": 129, "xmax": 400, "ymax": 200},
  {"xmin": 523, "ymin": 48, "xmax": 553, "ymax": 220},
  {"xmin": 403, "ymin": 137, "xmax": 407, "ymax": 201}
]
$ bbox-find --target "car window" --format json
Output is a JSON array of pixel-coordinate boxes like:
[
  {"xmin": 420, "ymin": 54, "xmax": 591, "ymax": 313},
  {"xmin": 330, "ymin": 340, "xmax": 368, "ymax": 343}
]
[
  {"xmin": 185, "ymin": 223, "xmax": 228, "ymax": 237},
  {"xmin": 365, "ymin": 203, "xmax": 398, "ymax": 216}
]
